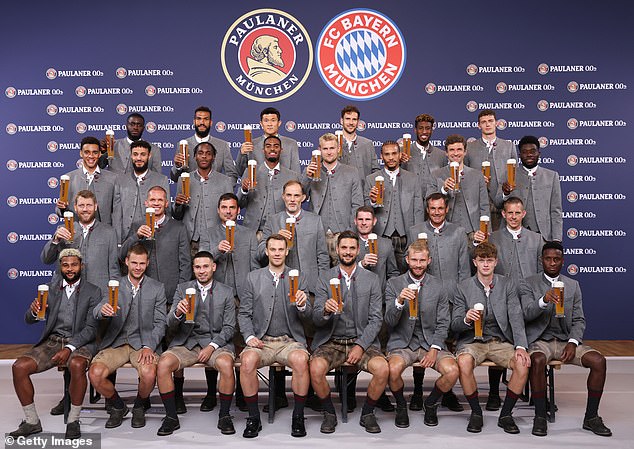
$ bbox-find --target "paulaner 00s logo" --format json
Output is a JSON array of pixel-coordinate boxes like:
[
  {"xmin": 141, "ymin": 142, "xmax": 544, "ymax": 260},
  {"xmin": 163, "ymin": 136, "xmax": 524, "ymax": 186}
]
[
  {"xmin": 316, "ymin": 9, "xmax": 406, "ymax": 101},
  {"xmin": 221, "ymin": 9, "xmax": 313, "ymax": 102}
]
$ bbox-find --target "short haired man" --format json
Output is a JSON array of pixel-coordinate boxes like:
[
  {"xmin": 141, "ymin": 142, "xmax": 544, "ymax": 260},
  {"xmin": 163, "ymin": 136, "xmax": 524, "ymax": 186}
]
[{"xmin": 339, "ymin": 105, "xmax": 380, "ymax": 184}]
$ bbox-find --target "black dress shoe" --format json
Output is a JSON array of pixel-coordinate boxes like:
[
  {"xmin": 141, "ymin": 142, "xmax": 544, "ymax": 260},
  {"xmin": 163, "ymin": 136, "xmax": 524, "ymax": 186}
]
[
  {"xmin": 243, "ymin": 417, "xmax": 262, "ymax": 438},
  {"xmin": 377, "ymin": 392, "xmax": 395, "ymax": 412},
  {"xmin": 320, "ymin": 412, "xmax": 337, "ymax": 434},
  {"xmin": 217, "ymin": 415, "xmax": 236, "ymax": 435},
  {"xmin": 200, "ymin": 395, "xmax": 217, "ymax": 412},
  {"xmin": 131, "ymin": 405, "xmax": 146, "ymax": 428},
  {"xmin": 50, "ymin": 399, "xmax": 65, "ymax": 416},
  {"xmin": 532, "ymin": 416, "xmax": 548, "ymax": 436},
  {"xmin": 105, "ymin": 406, "xmax": 129, "ymax": 429},
  {"xmin": 409, "ymin": 394, "xmax": 424, "ymax": 411},
  {"xmin": 306, "ymin": 394, "xmax": 323, "ymax": 412},
  {"xmin": 291, "ymin": 416, "xmax": 307, "ymax": 437},
  {"xmin": 485, "ymin": 394, "xmax": 502, "ymax": 411},
  {"xmin": 175, "ymin": 394, "xmax": 187, "ymax": 414},
  {"xmin": 583, "ymin": 416, "xmax": 612, "ymax": 437},
  {"xmin": 498, "ymin": 415, "xmax": 520, "ymax": 434},
  {"xmin": 424, "ymin": 403, "xmax": 439, "ymax": 427},
  {"xmin": 157, "ymin": 416, "xmax": 180, "ymax": 436},
  {"xmin": 9, "ymin": 420, "xmax": 42, "ymax": 437},
  {"xmin": 441, "ymin": 390, "xmax": 464, "ymax": 412},
  {"xmin": 360, "ymin": 413, "xmax": 381, "ymax": 433},
  {"xmin": 65, "ymin": 420, "xmax": 81, "ymax": 439},
  {"xmin": 262, "ymin": 395, "xmax": 289, "ymax": 413},
  {"xmin": 467, "ymin": 412, "xmax": 483, "ymax": 433},
  {"xmin": 395, "ymin": 406, "xmax": 409, "ymax": 428}
]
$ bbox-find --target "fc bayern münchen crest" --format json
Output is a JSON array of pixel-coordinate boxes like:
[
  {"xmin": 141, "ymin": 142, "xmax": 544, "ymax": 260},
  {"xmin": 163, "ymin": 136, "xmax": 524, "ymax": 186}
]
[
  {"xmin": 221, "ymin": 9, "xmax": 313, "ymax": 102},
  {"xmin": 316, "ymin": 9, "xmax": 406, "ymax": 101}
]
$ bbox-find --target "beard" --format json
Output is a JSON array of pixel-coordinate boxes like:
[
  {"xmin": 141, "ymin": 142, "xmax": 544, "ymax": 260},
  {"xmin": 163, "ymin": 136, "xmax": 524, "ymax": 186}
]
[
  {"xmin": 195, "ymin": 125, "xmax": 210, "ymax": 138},
  {"xmin": 127, "ymin": 129, "xmax": 143, "ymax": 141},
  {"xmin": 62, "ymin": 268, "xmax": 81, "ymax": 285},
  {"xmin": 268, "ymin": 52, "xmax": 284, "ymax": 68},
  {"xmin": 133, "ymin": 161, "xmax": 149, "ymax": 174}
]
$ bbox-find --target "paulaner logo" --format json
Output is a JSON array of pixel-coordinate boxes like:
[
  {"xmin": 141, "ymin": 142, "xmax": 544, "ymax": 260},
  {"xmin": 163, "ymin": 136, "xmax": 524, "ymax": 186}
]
[{"xmin": 221, "ymin": 9, "xmax": 313, "ymax": 102}]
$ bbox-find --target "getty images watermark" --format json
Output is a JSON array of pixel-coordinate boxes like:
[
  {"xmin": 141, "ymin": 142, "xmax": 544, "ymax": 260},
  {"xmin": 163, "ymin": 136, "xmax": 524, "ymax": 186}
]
[{"xmin": 4, "ymin": 433, "xmax": 101, "ymax": 449}]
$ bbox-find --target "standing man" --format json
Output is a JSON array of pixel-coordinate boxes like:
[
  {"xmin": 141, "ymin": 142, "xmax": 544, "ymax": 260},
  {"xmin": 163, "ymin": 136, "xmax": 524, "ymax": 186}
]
[
  {"xmin": 9, "ymin": 249, "xmax": 101, "ymax": 440},
  {"xmin": 238, "ymin": 235, "xmax": 312, "ymax": 438},
  {"xmin": 365, "ymin": 141, "xmax": 425, "ymax": 273},
  {"xmin": 56, "ymin": 136, "xmax": 117, "ymax": 225},
  {"xmin": 310, "ymin": 231, "xmax": 389, "ymax": 434},
  {"xmin": 521, "ymin": 241, "xmax": 611, "ymax": 437},
  {"xmin": 236, "ymin": 107, "xmax": 301, "ymax": 174},
  {"xmin": 339, "ymin": 105, "xmax": 380, "ymax": 184},
  {"xmin": 88, "ymin": 244, "xmax": 167, "ymax": 429},
  {"xmin": 171, "ymin": 106, "xmax": 239, "ymax": 183}
]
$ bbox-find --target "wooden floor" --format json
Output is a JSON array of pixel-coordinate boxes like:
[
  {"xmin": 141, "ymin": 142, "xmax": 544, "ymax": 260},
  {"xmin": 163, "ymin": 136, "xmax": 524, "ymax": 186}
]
[{"xmin": 0, "ymin": 341, "xmax": 633, "ymax": 359}]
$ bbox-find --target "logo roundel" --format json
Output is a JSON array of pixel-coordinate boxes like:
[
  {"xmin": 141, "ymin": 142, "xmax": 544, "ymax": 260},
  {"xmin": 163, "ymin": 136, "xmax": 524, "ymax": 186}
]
[
  {"xmin": 316, "ymin": 9, "xmax": 406, "ymax": 101},
  {"xmin": 538, "ymin": 137, "xmax": 549, "ymax": 148},
  {"xmin": 567, "ymin": 228, "xmax": 579, "ymax": 239},
  {"xmin": 76, "ymin": 122, "xmax": 87, "ymax": 134},
  {"xmin": 567, "ymin": 118, "xmax": 578, "ymax": 130},
  {"xmin": 567, "ymin": 191, "xmax": 578, "ymax": 203},
  {"xmin": 116, "ymin": 103, "xmax": 128, "ymax": 115},
  {"xmin": 222, "ymin": 9, "xmax": 313, "ymax": 102},
  {"xmin": 47, "ymin": 141, "xmax": 58, "ymax": 153},
  {"xmin": 75, "ymin": 86, "xmax": 86, "ymax": 97},
  {"xmin": 116, "ymin": 67, "xmax": 127, "ymax": 79},
  {"xmin": 146, "ymin": 122, "xmax": 157, "ymax": 133},
  {"xmin": 466, "ymin": 101, "xmax": 478, "ymax": 113},
  {"xmin": 425, "ymin": 83, "xmax": 437, "ymax": 95},
  {"xmin": 46, "ymin": 104, "xmax": 58, "ymax": 116},
  {"xmin": 567, "ymin": 81, "xmax": 579, "ymax": 93},
  {"xmin": 7, "ymin": 268, "xmax": 18, "ymax": 280},
  {"xmin": 537, "ymin": 63, "xmax": 549, "ymax": 75},
  {"xmin": 496, "ymin": 82, "xmax": 507, "ymax": 94},
  {"xmin": 285, "ymin": 121, "xmax": 297, "ymax": 133},
  {"xmin": 215, "ymin": 121, "xmax": 227, "ymax": 133},
  {"xmin": 7, "ymin": 196, "xmax": 18, "ymax": 207},
  {"xmin": 6, "ymin": 160, "xmax": 18, "ymax": 171},
  {"xmin": 496, "ymin": 119, "xmax": 508, "ymax": 131},
  {"xmin": 48, "ymin": 177, "xmax": 59, "ymax": 189},
  {"xmin": 7, "ymin": 232, "xmax": 18, "ymax": 244},
  {"xmin": 48, "ymin": 213, "xmax": 59, "ymax": 224},
  {"xmin": 537, "ymin": 100, "xmax": 549, "ymax": 112},
  {"xmin": 567, "ymin": 264, "xmax": 579, "ymax": 276},
  {"xmin": 567, "ymin": 154, "xmax": 578, "ymax": 166},
  {"xmin": 5, "ymin": 87, "xmax": 17, "ymax": 98},
  {"xmin": 46, "ymin": 68, "xmax": 57, "ymax": 80}
]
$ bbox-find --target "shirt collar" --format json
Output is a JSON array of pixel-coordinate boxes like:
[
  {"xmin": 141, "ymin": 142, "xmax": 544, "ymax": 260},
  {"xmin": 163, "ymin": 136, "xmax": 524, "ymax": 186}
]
[
  {"xmin": 415, "ymin": 141, "xmax": 430, "ymax": 154},
  {"xmin": 523, "ymin": 165, "xmax": 538, "ymax": 177},
  {"xmin": 506, "ymin": 226, "xmax": 521, "ymax": 239},
  {"xmin": 134, "ymin": 170, "xmax": 149, "ymax": 182},
  {"xmin": 339, "ymin": 265, "xmax": 357, "ymax": 280},
  {"xmin": 286, "ymin": 210, "xmax": 301, "ymax": 220},
  {"xmin": 82, "ymin": 165, "xmax": 100, "ymax": 176},
  {"xmin": 62, "ymin": 278, "xmax": 80, "ymax": 289},
  {"xmin": 384, "ymin": 167, "xmax": 400, "ymax": 177},
  {"xmin": 197, "ymin": 280, "xmax": 213, "ymax": 291},
  {"xmin": 544, "ymin": 273, "xmax": 559, "ymax": 285},
  {"xmin": 429, "ymin": 220, "xmax": 446, "ymax": 233},
  {"xmin": 195, "ymin": 135, "xmax": 210, "ymax": 143},
  {"xmin": 80, "ymin": 219, "xmax": 96, "ymax": 232}
]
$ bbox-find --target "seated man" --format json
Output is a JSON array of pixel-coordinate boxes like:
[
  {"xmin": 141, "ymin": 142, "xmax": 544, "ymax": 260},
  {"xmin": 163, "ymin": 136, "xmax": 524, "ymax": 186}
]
[
  {"xmin": 156, "ymin": 251, "xmax": 236, "ymax": 436},
  {"xmin": 88, "ymin": 244, "xmax": 166, "ymax": 429},
  {"xmin": 521, "ymin": 241, "xmax": 611, "ymax": 437},
  {"xmin": 385, "ymin": 241, "xmax": 459, "ymax": 428},
  {"xmin": 238, "ymin": 234, "xmax": 312, "ymax": 438},
  {"xmin": 452, "ymin": 242, "xmax": 530, "ymax": 434},
  {"xmin": 310, "ymin": 231, "xmax": 388, "ymax": 434},
  {"xmin": 9, "ymin": 249, "xmax": 101, "ymax": 440}
]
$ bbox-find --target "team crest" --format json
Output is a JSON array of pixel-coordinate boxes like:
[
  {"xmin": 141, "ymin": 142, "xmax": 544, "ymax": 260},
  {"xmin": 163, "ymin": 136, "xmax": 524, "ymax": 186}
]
[
  {"xmin": 567, "ymin": 154, "xmax": 578, "ymax": 166},
  {"xmin": 357, "ymin": 120, "xmax": 366, "ymax": 132},
  {"xmin": 222, "ymin": 9, "xmax": 313, "ymax": 102},
  {"xmin": 316, "ymin": 9, "xmax": 406, "ymax": 101},
  {"xmin": 76, "ymin": 159, "xmax": 83, "ymax": 169},
  {"xmin": 425, "ymin": 83, "xmax": 437, "ymax": 95},
  {"xmin": 466, "ymin": 137, "xmax": 477, "ymax": 144}
]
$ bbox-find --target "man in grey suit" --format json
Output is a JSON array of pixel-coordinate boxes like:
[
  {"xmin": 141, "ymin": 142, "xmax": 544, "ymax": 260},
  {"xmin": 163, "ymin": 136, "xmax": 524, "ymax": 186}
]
[
  {"xmin": 42, "ymin": 190, "xmax": 119, "ymax": 298},
  {"xmin": 9, "ymin": 249, "xmax": 101, "ymax": 440},
  {"xmin": 112, "ymin": 140, "xmax": 171, "ymax": 242},
  {"xmin": 120, "ymin": 186, "xmax": 191, "ymax": 303},
  {"xmin": 303, "ymin": 132, "xmax": 363, "ymax": 263},
  {"xmin": 99, "ymin": 113, "xmax": 162, "ymax": 175},
  {"xmin": 499, "ymin": 135, "xmax": 563, "ymax": 241},
  {"xmin": 366, "ymin": 141, "xmax": 425, "ymax": 273},
  {"xmin": 310, "ymin": 231, "xmax": 389, "ymax": 434},
  {"xmin": 56, "ymin": 136, "xmax": 117, "ymax": 225},
  {"xmin": 465, "ymin": 109, "xmax": 517, "ymax": 230},
  {"xmin": 236, "ymin": 107, "xmax": 301, "ymax": 174},
  {"xmin": 171, "ymin": 106, "xmax": 239, "ymax": 183},
  {"xmin": 452, "ymin": 242, "xmax": 530, "ymax": 434},
  {"xmin": 385, "ymin": 241, "xmax": 459, "ymax": 428},
  {"xmin": 238, "ymin": 234, "xmax": 312, "ymax": 438},
  {"xmin": 339, "ymin": 105, "xmax": 380, "ymax": 185},
  {"xmin": 237, "ymin": 135, "xmax": 300, "ymax": 234},
  {"xmin": 520, "ymin": 241, "xmax": 611, "ymax": 437},
  {"xmin": 172, "ymin": 141, "xmax": 235, "ymax": 255},
  {"xmin": 88, "ymin": 244, "xmax": 167, "ymax": 429},
  {"xmin": 156, "ymin": 251, "xmax": 237, "ymax": 436},
  {"xmin": 428, "ymin": 134, "xmax": 489, "ymax": 241}
]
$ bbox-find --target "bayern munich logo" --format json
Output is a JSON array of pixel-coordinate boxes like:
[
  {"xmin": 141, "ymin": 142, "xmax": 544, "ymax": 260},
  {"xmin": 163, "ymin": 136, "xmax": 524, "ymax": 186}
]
[
  {"xmin": 145, "ymin": 85, "xmax": 157, "ymax": 96},
  {"xmin": 48, "ymin": 177, "xmax": 59, "ymax": 189},
  {"xmin": 567, "ymin": 118, "xmax": 579, "ymax": 130},
  {"xmin": 425, "ymin": 83, "xmax": 437, "ymax": 95},
  {"xmin": 146, "ymin": 122, "xmax": 157, "ymax": 133},
  {"xmin": 567, "ymin": 264, "xmax": 579, "ymax": 276},
  {"xmin": 48, "ymin": 214, "xmax": 59, "ymax": 225},
  {"xmin": 466, "ymin": 64, "xmax": 478, "ymax": 76},
  {"xmin": 46, "ymin": 68, "xmax": 57, "ymax": 79},
  {"xmin": 7, "ymin": 232, "xmax": 18, "ymax": 244},
  {"xmin": 7, "ymin": 268, "xmax": 18, "ymax": 280},
  {"xmin": 538, "ymin": 63, "xmax": 549, "ymax": 75},
  {"xmin": 316, "ymin": 9, "xmax": 406, "ymax": 101},
  {"xmin": 538, "ymin": 137, "xmax": 549, "ymax": 148},
  {"xmin": 466, "ymin": 101, "xmax": 478, "ymax": 113},
  {"xmin": 6, "ymin": 160, "xmax": 18, "ymax": 171},
  {"xmin": 76, "ymin": 122, "xmax": 87, "ymax": 134},
  {"xmin": 567, "ymin": 191, "xmax": 579, "ymax": 203},
  {"xmin": 6, "ymin": 123, "xmax": 17, "ymax": 135},
  {"xmin": 5, "ymin": 87, "xmax": 16, "ymax": 98},
  {"xmin": 537, "ymin": 100, "xmax": 549, "ymax": 112},
  {"xmin": 567, "ymin": 154, "xmax": 579, "ymax": 166},
  {"xmin": 116, "ymin": 67, "xmax": 127, "ymax": 79},
  {"xmin": 215, "ymin": 121, "xmax": 227, "ymax": 133},
  {"xmin": 46, "ymin": 104, "xmax": 58, "ymax": 116},
  {"xmin": 7, "ymin": 196, "xmax": 18, "ymax": 207},
  {"xmin": 497, "ymin": 119, "xmax": 508, "ymax": 130},
  {"xmin": 47, "ymin": 141, "xmax": 58, "ymax": 153},
  {"xmin": 285, "ymin": 121, "xmax": 297, "ymax": 133},
  {"xmin": 567, "ymin": 228, "xmax": 579, "ymax": 240},
  {"xmin": 75, "ymin": 86, "xmax": 87, "ymax": 97},
  {"xmin": 567, "ymin": 81, "xmax": 579, "ymax": 93},
  {"xmin": 496, "ymin": 82, "xmax": 508, "ymax": 94},
  {"xmin": 116, "ymin": 103, "xmax": 128, "ymax": 115},
  {"xmin": 222, "ymin": 9, "xmax": 313, "ymax": 102}
]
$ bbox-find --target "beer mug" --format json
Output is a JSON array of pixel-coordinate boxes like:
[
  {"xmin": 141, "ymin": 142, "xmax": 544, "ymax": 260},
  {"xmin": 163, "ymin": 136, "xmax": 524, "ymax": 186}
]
[
  {"xmin": 108, "ymin": 280, "xmax": 119, "ymax": 315},
  {"xmin": 417, "ymin": 232, "xmax": 428, "ymax": 243},
  {"xmin": 181, "ymin": 172, "xmax": 190, "ymax": 199},
  {"xmin": 375, "ymin": 176, "xmax": 385, "ymax": 207},
  {"xmin": 402, "ymin": 133, "xmax": 412, "ymax": 157},
  {"xmin": 247, "ymin": 160, "xmax": 257, "ymax": 190},
  {"xmin": 335, "ymin": 130, "xmax": 344, "ymax": 158},
  {"xmin": 146, "ymin": 207, "xmax": 156, "ymax": 239},
  {"xmin": 368, "ymin": 233, "xmax": 378, "ymax": 255},
  {"xmin": 407, "ymin": 283, "xmax": 419, "ymax": 320},
  {"xmin": 479, "ymin": 215, "xmax": 490, "ymax": 242},
  {"xmin": 289, "ymin": 269, "xmax": 299, "ymax": 304},
  {"xmin": 330, "ymin": 278, "xmax": 343, "ymax": 315},
  {"xmin": 179, "ymin": 140, "xmax": 189, "ymax": 168},
  {"xmin": 59, "ymin": 175, "xmax": 70, "ymax": 204},
  {"xmin": 244, "ymin": 125, "xmax": 252, "ymax": 143},
  {"xmin": 225, "ymin": 220, "xmax": 236, "ymax": 251},
  {"xmin": 481, "ymin": 160, "xmax": 491, "ymax": 179},
  {"xmin": 105, "ymin": 130, "xmax": 115, "ymax": 158},
  {"xmin": 553, "ymin": 281, "xmax": 565, "ymax": 318},
  {"xmin": 450, "ymin": 162, "xmax": 461, "ymax": 192},
  {"xmin": 507, "ymin": 158, "xmax": 517, "ymax": 189},
  {"xmin": 285, "ymin": 217, "xmax": 296, "ymax": 248},
  {"xmin": 36, "ymin": 284, "xmax": 49, "ymax": 321},
  {"xmin": 473, "ymin": 302, "xmax": 485, "ymax": 340},
  {"xmin": 185, "ymin": 287, "xmax": 196, "ymax": 323},
  {"xmin": 311, "ymin": 149, "xmax": 322, "ymax": 181},
  {"xmin": 63, "ymin": 211, "xmax": 74, "ymax": 242}
]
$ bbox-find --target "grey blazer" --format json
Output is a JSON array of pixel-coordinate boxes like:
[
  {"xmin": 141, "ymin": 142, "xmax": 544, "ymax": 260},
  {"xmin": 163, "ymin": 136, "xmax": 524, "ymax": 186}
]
[
  {"xmin": 451, "ymin": 274, "xmax": 528, "ymax": 350},
  {"xmin": 94, "ymin": 275, "xmax": 167, "ymax": 352},
  {"xmin": 238, "ymin": 266, "xmax": 311, "ymax": 345},
  {"xmin": 120, "ymin": 216, "xmax": 192, "ymax": 302},
  {"xmin": 259, "ymin": 210, "xmax": 330, "ymax": 294},
  {"xmin": 55, "ymin": 168, "xmax": 117, "ymax": 225},
  {"xmin": 489, "ymin": 227, "xmax": 543, "ymax": 281},
  {"xmin": 465, "ymin": 137, "xmax": 517, "ymax": 198},
  {"xmin": 166, "ymin": 280, "xmax": 235, "ymax": 352},
  {"xmin": 312, "ymin": 266, "xmax": 383, "ymax": 351},
  {"xmin": 170, "ymin": 135, "xmax": 239, "ymax": 183},
  {"xmin": 339, "ymin": 135, "xmax": 380, "ymax": 185},
  {"xmin": 401, "ymin": 144, "xmax": 448, "ymax": 199},
  {"xmin": 384, "ymin": 272, "xmax": 449, "ymax": 352},
  {"xmin": 236, "ymin": 134, "xmax": 301, "ymax": 174},
  {"xmin": 26, "ymin": 278, "xmax": 102, "ymax": 356},
  {"xmin": 41, "ymin": 221, "xmax": 119, "ymax": 298},
  {"xmin": 101, "ymin": 138, "xmax": 162, "ymax": 175},
  {"xmin": 364, "ymin": 168, "xmax": 425, "ymax": 237},
  {"xmin": 519, "ymin": 274, "xmax": 585, "ymax": 345},
  {"xmin": 358, "ymin": 235, "xmax": 400, "ymax": 293}
]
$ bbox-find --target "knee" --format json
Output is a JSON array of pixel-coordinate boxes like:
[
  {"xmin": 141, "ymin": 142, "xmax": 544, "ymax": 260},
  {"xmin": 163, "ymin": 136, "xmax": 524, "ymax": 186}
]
[
  {"xmin": 586, "ymin": 353, "xmax": 607, "ymax": 374},
  {"xmin": 457, "ymin": 355, "xmax": 473, "ymax": 373},
  {"xmin": 12, "ymin": 358, "xmax": 34, "ymax": 376},
  {"xmin": 216, "ymin": 357, "xmax": 234, "ymax": 376},
  {"xmin": 531, "ymin": 352, "xmax": 547, "ymax": 370},
  {"xmin": 288, "ymin": 352, "xmax": 309, "ymax": 372},
  {"xmin": 240, "ymin": 352, "xmax": 259, "ymax": 373},
  {"xmin": 370, "ymin": 359, "xmax": 389, "ymax": 382},
  {"xmin": 309, "ymin": 359, "xmax": 326, "ymax": 379},
  {"xmin": 88, "ymin": 364, "xmax": 107, "ymax": 384},
  {"xmin": 445, "ymin": 362, "xmax": 460, "ymax": 382},
  {"xmin": 68, "ymin": 357, "xmax": 88, "ymax": 376},
  {"xmin": 388, "ymin": 361, "xmax": 404, "ymax": 380},
  {"xmin": 139, "ymin": 365, "xmax": 157, "ymax": 382}
]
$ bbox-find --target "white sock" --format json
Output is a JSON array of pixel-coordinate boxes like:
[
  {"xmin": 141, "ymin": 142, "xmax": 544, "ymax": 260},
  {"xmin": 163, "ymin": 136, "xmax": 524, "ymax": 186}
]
[
  {"xmin": 23, "ymin": 403, "xmax": 39, "ymax": 425},
  {"xmin": 68, "ymin": 404, "xmax": 82, "ymax": 423}
]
